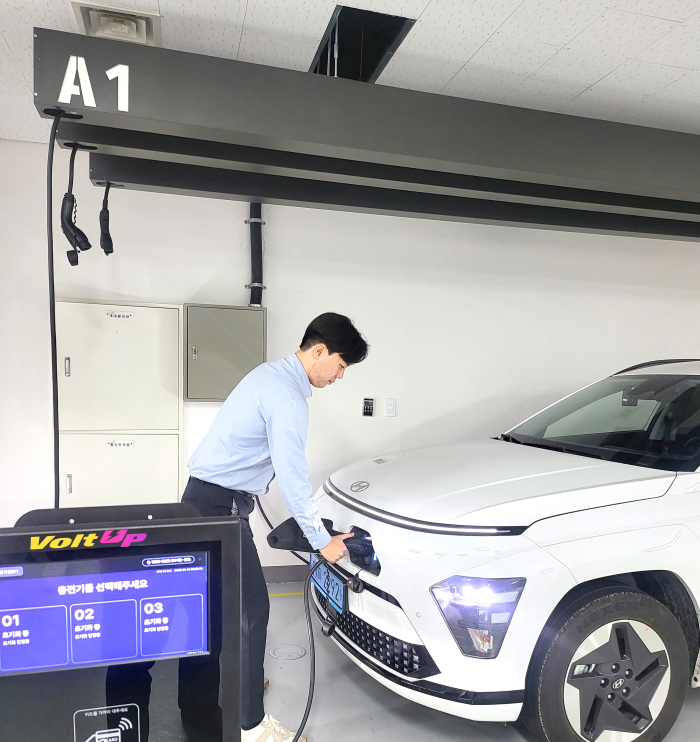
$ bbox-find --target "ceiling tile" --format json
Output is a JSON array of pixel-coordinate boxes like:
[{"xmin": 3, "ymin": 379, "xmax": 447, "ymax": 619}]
[
  {"xmin": 595, "ymin": 57, "xmax": 691, "ymax": 92},
  {"xmin": 499, "ymin": 77, "xmax": 586, "ymax": 112},
  {"xmin": 0, "ymin": 0, "xmax": 75, "ymax": 88},
  {"xmin": 635, "ymin": 13, "xmax": 700, "ymax": 67},
  {"xmin": 390, "ymin": 0, "xmax": 523, "ymax": 62},
  {"xmin": 610, "ymin": 1, "xmax": 700, "ymax": 22},
  {"xmin": 159, "ymin": 0, "xmax": 247, "ymax": 59},
  {"xmin": 654, "ymin": 69, "xmax": 700, "ymax": 102},
  {"xmin": 376, "ymin": 53, "xmax": 464, "ymax": 93},
  {"xmin": 442, "ymin": 68, "xmax": 527, "ymax": 103},
  {"xmin": 237, "ymin": 0, "xmax": 335, "ymax": 68},
  {"xmin": 0, "ymin": 33, "xmax": 50, "ymax": 142},
  {"xmin": 532, "ymin": 8, "xmax": 679, "ymax": 86},
  {"xmin": 346, "ymin": 0, "xmax": 433, "ymax": 18},
  {"xmin": 559, "ymin": 84, "xmax": 649, "ymax": 119},
  {"xmin": 378, "ymin": 0, "xmax": 526, "ymax": 91},
  {"xmin": 238, "ymin": 31, "xmax": 323, "ymax": 70},
  {"xmin": 442, "ymin": 34, "xmax": 563, "ymax": 99},
  {"xmin": 496, "ymin": 0, "xmax": 607, "ymax": 46},
  {"xmin": 614, "ymin": 95, "xmax": 700, "ymax": 133},
  {"xmin": 93, "ymin": 0, "xmax": 160, "ymax": 11}
]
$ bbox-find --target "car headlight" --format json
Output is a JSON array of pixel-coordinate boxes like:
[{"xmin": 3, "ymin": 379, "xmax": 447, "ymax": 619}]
[{"xmin": 430, "ymin": 576, "xmax": 526, "ymax": 659}]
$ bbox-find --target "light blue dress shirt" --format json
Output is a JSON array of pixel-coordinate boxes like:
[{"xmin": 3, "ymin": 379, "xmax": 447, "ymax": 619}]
[{"xmin": 188, "ymin": 353, "xmax": 332, "ymax": 550}]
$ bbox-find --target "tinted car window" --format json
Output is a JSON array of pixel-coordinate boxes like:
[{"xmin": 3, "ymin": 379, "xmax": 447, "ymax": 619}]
[{"xmin": 510, "ymin": 375, "xmax": 700, "ymax": 472}]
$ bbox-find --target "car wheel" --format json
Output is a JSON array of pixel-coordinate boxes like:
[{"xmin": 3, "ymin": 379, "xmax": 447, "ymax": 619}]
[{"xmin": 525, "ymin": 586, "xmax": 689, "ymax": 742}]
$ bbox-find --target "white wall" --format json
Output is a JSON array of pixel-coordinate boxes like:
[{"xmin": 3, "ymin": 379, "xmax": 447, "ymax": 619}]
[{"xmin": 4, "ymin": 138, "xmax": 700, "ymax": 565}]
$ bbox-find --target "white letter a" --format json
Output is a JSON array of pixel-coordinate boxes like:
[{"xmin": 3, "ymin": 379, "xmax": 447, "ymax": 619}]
[{"xmin": 58, "ymin": 56, "xmax": 96, "ymax": 107}]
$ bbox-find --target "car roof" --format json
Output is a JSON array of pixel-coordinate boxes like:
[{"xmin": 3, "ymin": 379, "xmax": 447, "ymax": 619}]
[{"xmin": 615, "ymin": 359, "xmax": 700, "ymax": 376}]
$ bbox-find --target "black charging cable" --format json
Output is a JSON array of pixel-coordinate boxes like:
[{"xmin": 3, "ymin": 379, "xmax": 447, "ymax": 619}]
[
  {"xmin": 100, "ymin": 182, "xmax": 114, "ymax": 256},
  {"xmin": 46, "ymin": 111, "xmax": 63, "ymax": 508},
  {"xmin": 61, "ymin": 144, "xmax": 92, "ymax": 265},
  {"xmin": 255, "ymin": 497, "xmax": 308, "ymax": 565},
  {"xmin": 292, "ymin": 556, "xmax": 324, "ymax": 742},
  {"xmin": 255, "ymin": 496, "xmax": 330, "ymax": 742}
]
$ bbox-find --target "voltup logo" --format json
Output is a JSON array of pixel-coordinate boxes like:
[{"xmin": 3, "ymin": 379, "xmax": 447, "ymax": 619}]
[{"xmin": 30, "ymin": 529, "xmax": 147, "ymax": 551}]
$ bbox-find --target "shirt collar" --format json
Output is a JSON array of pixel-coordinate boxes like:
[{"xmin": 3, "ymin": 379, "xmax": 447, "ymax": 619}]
[{"xmin": 288, "ymin": 353, "xmax": 313, "ymax": 398}]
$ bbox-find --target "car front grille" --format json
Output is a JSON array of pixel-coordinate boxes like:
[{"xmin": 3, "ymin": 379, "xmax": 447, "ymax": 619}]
[{"xmin": 315, "ymin": 588, "xmax": 438, "ymax": 678}]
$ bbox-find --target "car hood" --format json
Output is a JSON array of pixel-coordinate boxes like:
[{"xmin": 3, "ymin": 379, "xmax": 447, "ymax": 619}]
[{"xmin": 327, "ymin": 439, "xmax": 675, "ymax": 527}]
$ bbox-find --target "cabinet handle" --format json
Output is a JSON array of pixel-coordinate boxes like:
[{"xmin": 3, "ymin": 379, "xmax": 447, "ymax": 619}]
[
  {"xmin": 66, "ymin": 474, "xmax": 72, "ymax": 494},
  {"xmin": 192, "ymin": 346, "xmax": 197, "ymax": 360},
  {"xmin": 64, "ymin": 357, "xmax": 71, "ymax": 377}
]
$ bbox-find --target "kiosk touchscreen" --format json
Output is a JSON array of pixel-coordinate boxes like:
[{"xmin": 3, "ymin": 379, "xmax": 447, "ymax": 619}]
[
  {"xmin": 0, "ymin": 509, "xmax": 240, "ymax": 742},
  {"xmin": 0, "ymin": 550, "xmax": 210, "ymax": 673}
]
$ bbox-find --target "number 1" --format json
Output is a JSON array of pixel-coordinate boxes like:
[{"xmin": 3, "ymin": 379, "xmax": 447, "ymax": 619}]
[{"xmin": 106, "ymin": 64, "xmax": 129, "ymax": 112}]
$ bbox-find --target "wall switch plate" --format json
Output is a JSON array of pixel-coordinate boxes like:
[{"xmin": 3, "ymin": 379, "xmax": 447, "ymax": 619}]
[
  {"xmin": 363, "ymin": 398, "xmax": 374, "ymax": 417},
  {"xmin": 385, "ymin": 398, "xmax": 396, "ymax": 417}
]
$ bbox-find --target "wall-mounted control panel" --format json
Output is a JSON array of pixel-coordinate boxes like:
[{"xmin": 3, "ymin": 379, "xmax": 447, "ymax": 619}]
[
  {"xmin": 185, "ymin": 304, "xmax": 266, "ymax": 402},
  {"xmin": 385, "ymin": 398, "xmax": 396, "ymax": 417},
  {"xmin": 363, "ymin": 398, "xmax": 375, "ymax": 417}
]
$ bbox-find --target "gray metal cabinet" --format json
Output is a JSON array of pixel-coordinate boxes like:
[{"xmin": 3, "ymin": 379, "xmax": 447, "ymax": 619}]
[{"xmin": 185, "ymin": 304, "xmax": 266, "ymax": 401}]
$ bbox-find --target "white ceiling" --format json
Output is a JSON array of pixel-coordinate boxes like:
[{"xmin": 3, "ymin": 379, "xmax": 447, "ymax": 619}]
[{"xmin": 3, "ymin": 0, "xmax": 700, "ymax": 144}]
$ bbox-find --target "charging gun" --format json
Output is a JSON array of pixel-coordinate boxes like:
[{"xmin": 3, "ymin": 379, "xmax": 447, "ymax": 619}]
[{"xmin": 267, "ymin": 517, "xmax": 378, "ymax": 574}]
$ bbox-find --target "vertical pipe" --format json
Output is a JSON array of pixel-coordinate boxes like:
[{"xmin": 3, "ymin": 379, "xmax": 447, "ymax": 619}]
[
  {"xmin": 327, "ymin": 35, "xmax": 331, "ymax": 75},
  {"xmin": 248, "ymin": 203, "xmax": 263, "ymax": 307}
]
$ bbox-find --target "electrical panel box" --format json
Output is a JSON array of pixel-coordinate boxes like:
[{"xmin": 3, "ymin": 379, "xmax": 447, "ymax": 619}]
[
  {"xmin": 56, "ymin": 302, "xmax": 180, "ymax": 431},
  {"xmin": 59, "ymin": 433, "xmax": 180, "ymax": 508},
  {"xmin": 185, "ymin": 304, "xmax": 266, "ymax": 402}
]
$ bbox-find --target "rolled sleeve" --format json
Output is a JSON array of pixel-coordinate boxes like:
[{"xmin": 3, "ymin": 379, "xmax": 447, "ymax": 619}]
[{"xmin": 266, "ymin": 400, "xmax": 331, "ymax": 550}]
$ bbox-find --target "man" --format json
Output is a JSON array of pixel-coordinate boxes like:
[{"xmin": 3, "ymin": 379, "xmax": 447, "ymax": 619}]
[{"xmin": 183, "ymin": 312, "xmax": 369, "ymax": 742}]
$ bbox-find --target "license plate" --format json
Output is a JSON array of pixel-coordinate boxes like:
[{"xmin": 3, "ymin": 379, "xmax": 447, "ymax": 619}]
[{"xmin": 310, "ymin": 553, "xmax": 346, "ymax": 614}]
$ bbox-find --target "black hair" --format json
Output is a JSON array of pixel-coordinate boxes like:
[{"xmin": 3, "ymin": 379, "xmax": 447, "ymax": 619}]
[{"xmin": 300, "ymin": 313, "xmax": 369, "ymax": 365}]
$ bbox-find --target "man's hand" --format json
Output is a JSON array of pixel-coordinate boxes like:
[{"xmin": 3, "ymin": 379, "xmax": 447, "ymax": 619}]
[{"xmin": 319, "ymin": 533, "xmax": 354, "ymax": 564}]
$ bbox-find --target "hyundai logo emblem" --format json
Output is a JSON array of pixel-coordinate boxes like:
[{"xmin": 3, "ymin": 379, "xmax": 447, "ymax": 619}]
[
  {"xmin": 350, "ymin": 481, "xmax": 370, "ymax": 492},
  {"xmin": 612, "ymin": 678, "xmax": 624, "ymax": 690}
]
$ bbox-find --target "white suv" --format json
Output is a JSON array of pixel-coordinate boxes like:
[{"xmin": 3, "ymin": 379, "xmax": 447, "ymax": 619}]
[{"xmin": 312, "ymin": 359, "xmax": 700, "ymax": 742}]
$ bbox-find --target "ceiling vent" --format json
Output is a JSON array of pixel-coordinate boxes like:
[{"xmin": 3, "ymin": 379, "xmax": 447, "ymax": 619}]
[
  {"xmin": 71, "ymin": 1, "xmax": 162, "ymax": 46},
  {"xmin": 310, "ymin": 5, "xmax": 414, "ymax": 83}
]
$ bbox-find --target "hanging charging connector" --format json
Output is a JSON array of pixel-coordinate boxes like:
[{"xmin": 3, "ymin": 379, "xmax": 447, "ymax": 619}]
[
  {"xmin": 60, "ymin": 144, "xmax": 92, "ymax": 265},
  {"xmin": 99, "ymin": 182, "xmax": 114, "ymax": 256}
]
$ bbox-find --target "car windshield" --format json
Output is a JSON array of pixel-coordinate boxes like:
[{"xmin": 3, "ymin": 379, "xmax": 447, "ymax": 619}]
[{"xmin": 508, "ymin": 374, "xmax": 700, "ymax": 472}]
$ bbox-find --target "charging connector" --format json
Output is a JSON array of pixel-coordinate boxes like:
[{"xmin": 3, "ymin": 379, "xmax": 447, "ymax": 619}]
[{"xmin": 60, "ymin": 144, "xmax": 92, "ymax": 265}]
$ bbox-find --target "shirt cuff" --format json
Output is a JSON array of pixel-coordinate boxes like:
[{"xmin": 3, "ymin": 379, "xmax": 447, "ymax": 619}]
[{"xmin": 308, "ymin": 527, "xmax": 331, "ymax": 551}]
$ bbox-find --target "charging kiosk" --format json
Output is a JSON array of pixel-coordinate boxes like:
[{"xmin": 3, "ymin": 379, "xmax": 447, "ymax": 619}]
[{"xmin": 0, "ymin": 504, "xmax": 240, "ymax": 742}]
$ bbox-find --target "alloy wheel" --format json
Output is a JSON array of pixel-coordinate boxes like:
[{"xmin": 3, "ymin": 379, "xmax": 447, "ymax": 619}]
[{"xmin": 563, "ymin": 620, "xmax": 671, "ymax": 742}]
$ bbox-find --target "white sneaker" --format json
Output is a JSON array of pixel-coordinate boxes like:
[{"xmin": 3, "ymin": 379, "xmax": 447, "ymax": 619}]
[{"xmin": 241, "ymin": 714, "xmax": 307, "ymax": 742}]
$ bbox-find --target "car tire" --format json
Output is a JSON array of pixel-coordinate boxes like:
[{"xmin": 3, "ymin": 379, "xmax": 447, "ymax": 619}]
[{"xmin": 524, "ymin": 585, "xmax": 689, "ymax": 742}]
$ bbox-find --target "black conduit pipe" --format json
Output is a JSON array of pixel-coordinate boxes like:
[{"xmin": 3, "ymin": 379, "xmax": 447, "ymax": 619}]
[
  {"xmin": 47, "ymin": 112, "xmax": 63, "ymax": 508},
  {"xmin": 248, "ymin": 202, "xmax": 264, "ymax": 306}
]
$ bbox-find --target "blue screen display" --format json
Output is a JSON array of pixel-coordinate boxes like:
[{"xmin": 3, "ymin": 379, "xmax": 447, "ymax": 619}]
[{"xmin": 0, "ymin": 551, "xmax": 209, "ymax": 675}]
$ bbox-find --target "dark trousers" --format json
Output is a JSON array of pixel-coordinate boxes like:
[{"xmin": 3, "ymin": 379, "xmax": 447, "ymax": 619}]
[
  {"xmin": 106, "ymin": 477, "xmax": 269, "ymax": 739},
  {"xmin": 182, "ymin": 477, "xmax": 270, "ymax": 731}
]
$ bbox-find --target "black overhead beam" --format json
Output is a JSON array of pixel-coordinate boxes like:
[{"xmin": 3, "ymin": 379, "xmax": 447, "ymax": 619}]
[
  {"xmin": 33, "ymin": 28, "xmax": 700, "ymax": 238},
  {"xmin": 89, "ymin": 153, "xmax": 700, "ymax": 240},
  {"xmin": 56, "ymin": 121, "xmax": 700, "ymax": 220}
]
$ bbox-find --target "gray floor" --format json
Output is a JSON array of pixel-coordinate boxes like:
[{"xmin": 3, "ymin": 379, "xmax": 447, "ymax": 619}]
[{"xmin": 265, "ymin": 583, "xmax": 700, "ymax": 742}]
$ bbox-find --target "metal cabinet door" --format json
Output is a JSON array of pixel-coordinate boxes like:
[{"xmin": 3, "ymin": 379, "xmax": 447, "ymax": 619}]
[
  {"xmin": 186, "ymin": 305, "xmax": 266, "ymax": 401},
  {"xmin": 59, "ymin": 433, "xmax": 180, "ymax": 507},
  {"xmin": 57, "ymin": 302, "xmax": 180, "ymax": 431}
]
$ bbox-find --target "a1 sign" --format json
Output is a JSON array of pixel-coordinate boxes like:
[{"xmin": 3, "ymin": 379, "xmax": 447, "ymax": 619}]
[{"xmin": 58, "ymin": 56, "xmax": 129, "ymax": 112}]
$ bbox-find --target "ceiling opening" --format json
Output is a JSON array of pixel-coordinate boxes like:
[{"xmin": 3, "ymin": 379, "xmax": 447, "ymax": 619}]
[{"xmin": 309, "ymin": 5, "xmax": 414, "ymax": 83}]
